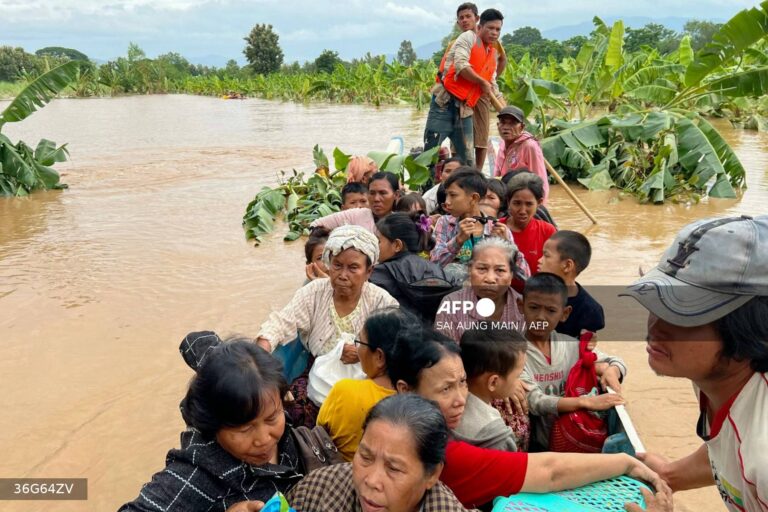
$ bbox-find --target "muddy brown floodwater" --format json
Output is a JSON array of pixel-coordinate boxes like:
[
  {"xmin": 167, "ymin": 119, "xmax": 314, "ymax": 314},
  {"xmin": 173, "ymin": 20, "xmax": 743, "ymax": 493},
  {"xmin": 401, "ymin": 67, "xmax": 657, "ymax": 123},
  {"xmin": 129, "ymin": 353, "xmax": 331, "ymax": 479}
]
[{"xmin": 1, "ymin": 95, "xmax": 766, "ymax": 512}]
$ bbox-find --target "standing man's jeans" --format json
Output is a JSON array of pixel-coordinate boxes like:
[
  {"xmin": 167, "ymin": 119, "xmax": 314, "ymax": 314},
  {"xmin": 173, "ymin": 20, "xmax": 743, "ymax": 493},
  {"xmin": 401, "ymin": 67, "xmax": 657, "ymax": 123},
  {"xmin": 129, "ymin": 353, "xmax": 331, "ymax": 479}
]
[{"xmin": 423, "ymin": 95, "xmax": 475, "ymax": 171}]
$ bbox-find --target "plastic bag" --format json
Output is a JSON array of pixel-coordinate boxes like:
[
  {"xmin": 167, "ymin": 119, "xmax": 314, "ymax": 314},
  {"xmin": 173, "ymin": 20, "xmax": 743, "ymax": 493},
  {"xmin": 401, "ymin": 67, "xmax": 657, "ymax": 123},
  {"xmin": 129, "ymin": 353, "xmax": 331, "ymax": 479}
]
[
  {"xmin": 262, "ymin": 492, "xmax": 296, "ymax": 512},
  {"xmin": 549, "ymin": 334, "xmax": 608, "ymax": 453},
  {"xmin": 307, "ymin": 334, "xmax": 365, "ymax": 407}
]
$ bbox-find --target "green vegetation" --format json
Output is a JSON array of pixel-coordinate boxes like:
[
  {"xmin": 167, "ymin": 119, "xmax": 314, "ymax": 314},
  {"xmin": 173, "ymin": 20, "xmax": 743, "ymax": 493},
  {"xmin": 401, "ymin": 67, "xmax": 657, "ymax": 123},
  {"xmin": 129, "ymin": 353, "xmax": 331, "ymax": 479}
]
[
  {"xmin": 242, "ymin": 146, "xmax": 438, "ymax": 244},
  {"xmin": 0, "ymin": 61, "xmax": 82, "ymax": 196},
  {"xmin": 243, "ymin": 24, "xmax": 284, "ymax": 75},
  {"xmin": 2, "ymin": 4, "xmax": 767, "ymax": 204},
  {"xmin": 497, "ymin": 3, "xmax": 768, "ymax": 202}
]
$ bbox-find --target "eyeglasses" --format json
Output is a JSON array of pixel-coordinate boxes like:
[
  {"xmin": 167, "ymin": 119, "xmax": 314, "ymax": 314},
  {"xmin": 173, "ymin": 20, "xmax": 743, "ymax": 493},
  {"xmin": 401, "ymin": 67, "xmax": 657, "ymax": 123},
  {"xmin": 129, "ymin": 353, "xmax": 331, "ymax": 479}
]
[{"xmin": 353, "ymin": 338, "xmax": 370, "ymax": 348}]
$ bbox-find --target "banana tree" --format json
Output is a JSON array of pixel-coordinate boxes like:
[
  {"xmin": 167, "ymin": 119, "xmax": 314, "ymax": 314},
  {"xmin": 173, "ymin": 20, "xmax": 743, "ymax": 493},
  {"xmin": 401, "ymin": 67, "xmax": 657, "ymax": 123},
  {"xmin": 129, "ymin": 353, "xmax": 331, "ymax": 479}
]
[
  {"xmin": 540, "ymin": 3, "xmax": 768, "ymax": 202},
  {"xmin": 0, "ymin": 60, "xmax": 82, "ymax": 196}
]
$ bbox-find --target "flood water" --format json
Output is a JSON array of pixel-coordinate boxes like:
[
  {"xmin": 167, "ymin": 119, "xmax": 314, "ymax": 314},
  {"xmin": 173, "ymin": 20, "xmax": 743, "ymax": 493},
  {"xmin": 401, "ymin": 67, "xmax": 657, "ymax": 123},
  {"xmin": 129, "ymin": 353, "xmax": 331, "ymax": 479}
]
[{"xmin": 1, "ymin": 95, "xmax": 767, "ymax": 512}]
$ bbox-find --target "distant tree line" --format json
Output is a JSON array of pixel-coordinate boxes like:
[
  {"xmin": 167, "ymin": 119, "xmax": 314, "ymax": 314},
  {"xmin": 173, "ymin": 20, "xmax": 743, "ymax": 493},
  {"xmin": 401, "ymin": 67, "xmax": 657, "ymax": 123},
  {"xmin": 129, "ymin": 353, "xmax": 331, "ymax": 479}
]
[{"xmin": 0, "ymin": 19, "xmax": 725, "ymax": 85}]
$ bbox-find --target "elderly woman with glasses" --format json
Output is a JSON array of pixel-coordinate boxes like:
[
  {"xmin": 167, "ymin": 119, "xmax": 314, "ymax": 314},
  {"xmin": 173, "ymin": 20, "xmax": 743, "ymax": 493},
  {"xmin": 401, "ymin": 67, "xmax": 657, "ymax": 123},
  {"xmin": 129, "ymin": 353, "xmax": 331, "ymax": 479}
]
[
  {"xmin": 256, "ymin": 225, "xmax": 398, "ymax": 427},
  {"xmin": 316, "ymin": 308, "xmax": 412, "ymax": 461}
]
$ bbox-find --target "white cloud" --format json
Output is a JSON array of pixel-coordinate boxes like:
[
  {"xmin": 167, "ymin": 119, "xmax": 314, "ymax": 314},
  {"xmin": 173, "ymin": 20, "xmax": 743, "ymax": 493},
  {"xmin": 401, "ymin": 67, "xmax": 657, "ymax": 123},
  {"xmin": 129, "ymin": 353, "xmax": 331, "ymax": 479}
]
[{"xmin": 0, "ymin": 0, "xmax": 762, "ymax": 62}]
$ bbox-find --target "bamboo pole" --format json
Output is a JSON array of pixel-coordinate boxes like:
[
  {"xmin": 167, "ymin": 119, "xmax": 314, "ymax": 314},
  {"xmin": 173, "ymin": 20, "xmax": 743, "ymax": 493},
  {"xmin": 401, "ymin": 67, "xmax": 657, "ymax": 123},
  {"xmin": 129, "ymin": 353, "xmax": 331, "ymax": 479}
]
[{"xmin": 487, "ymin": 94, "xmax": 598, "ymax": 225}]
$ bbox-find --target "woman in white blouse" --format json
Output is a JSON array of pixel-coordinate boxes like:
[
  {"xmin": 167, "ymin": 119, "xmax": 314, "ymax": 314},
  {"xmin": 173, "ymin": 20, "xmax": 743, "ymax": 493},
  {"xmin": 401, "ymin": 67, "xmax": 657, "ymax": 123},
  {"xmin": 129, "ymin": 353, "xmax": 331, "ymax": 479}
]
[{"xmin": 257, "ymin": 225, "xmax": 398, "ymax": 426}]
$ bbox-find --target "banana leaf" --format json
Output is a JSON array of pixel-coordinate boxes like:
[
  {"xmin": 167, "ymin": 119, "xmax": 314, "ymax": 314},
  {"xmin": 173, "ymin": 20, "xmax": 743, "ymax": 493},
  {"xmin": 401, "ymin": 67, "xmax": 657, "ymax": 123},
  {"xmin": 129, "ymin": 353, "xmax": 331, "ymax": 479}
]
[
  {"xmin": 675, "ymin": 116, "xmax": 737, "ymax": 197},
  {"xmin": 332, "ymin": 147, "xmax": 351, "ymax": 171},
  {"xmin": 625, "ymin": 64, "xmax": 685, "ymax": 89},
  {"xmin": 0, "ymin": 60, "xmax": 83, "ymax": 128},
  {"xmin": 679, "ymin": 35, "xmax": 694, "ymax": 67},
  {"xmin": 695, "ymin": 116, "xmax": 746, "ymax": 189},
  {"xmin": 627, "ymin": 84, "xmax": 678, "ymax": 104},
  {"xmin": 367, "ymin": 151, "xmax": 397, "ymax": 170},
  {"xmin": 313, "ymin": 144, "xmax": 329, "ymax": 171},
  {"xmin": 605, "ymin": 21, "xmax": 625, "ymax": 72},
  {"xmin": 578, "ymin": 166, "xmax": 616, "ymax": 190},
  {"xmin": 705, "ymin": 67, "xmax": 768, "ymax": 98},
  {"xmin": 685, "ymin": 2, "xmax": 768, "ymax": 87},
  {"xmin": 34, "ymin": 139, "xmax": 69, "ymax": 166}
]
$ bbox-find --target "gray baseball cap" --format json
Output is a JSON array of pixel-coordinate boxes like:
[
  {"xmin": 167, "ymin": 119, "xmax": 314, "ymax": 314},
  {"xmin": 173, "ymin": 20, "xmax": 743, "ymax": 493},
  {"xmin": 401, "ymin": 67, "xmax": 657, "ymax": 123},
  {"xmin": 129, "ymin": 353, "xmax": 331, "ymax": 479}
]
[
  {"xmin": 497, "ymin": 105, "xmax": 526, "ymax": 124},
  {"xmin": 621, "ymin": 215, "xmax": 768, "ymax": 326}
]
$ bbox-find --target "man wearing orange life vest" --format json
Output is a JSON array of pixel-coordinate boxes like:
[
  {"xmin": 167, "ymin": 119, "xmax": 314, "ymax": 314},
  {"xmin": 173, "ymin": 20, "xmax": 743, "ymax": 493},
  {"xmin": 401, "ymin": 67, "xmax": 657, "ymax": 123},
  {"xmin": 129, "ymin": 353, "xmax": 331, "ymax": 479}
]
[
  {"xmin": 423, "ymin": 8, "xmax": 505, "ymax": 170},
  {"xmin": 439, "ymin": 3, "xmax": 508, "ymax": 172}
]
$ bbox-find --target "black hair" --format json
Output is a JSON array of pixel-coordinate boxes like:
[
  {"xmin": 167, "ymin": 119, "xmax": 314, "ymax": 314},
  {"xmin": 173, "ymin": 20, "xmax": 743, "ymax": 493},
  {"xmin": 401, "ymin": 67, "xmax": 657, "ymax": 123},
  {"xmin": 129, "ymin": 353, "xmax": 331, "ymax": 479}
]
[
  {"xmin": 304, "ymin": 226, "xmax": 330, "ymax": 264},
  {"xmin": 479, "ymin": 8, "xmax": 504, "ymax": 25},
  {"xmin": 456, "ymin": 2, "xmax": 478, "ymax": 17},
  {"xmin": 460, "ymin": 328, "xmax": 527, "ymax": 380},
  {"xmin": 395, "ymin": 192, "xmax": 427, "ymax": 214},
  {"xmin": 442, "ymin": 157, "xmax": 465, "ymax": 167},
  {"xmin": 523, "ymin": 272, "xmax": 568, "ymax": 307},
  {"xmin": 549, "ymin": 230, "xmax": 592, "ymax": 274},
  {"xmin": 376, "ymin": 212, "xmax": 431, "ymax": 254},
  {"xmin": 181, "ymin": 339, "xmax": 288, "ymax": 440},
  {"xmin": 500, "ymin": 168, "xmax": 532, "ymax": 186},
  {"xmin": 443, "ymin": 168, "xmax": 488, "ymax": 198},
  {"xmin": 436, "ymin": 184, "xmax": 447, "ymax": 214},
  {"xmin": 389, "ymin": 325, "xmax": 462, "ymax": 389},
  {"xmin": 716, "ymin": 296, "xmax": 768, "ymax": 372},
  {"xmin": 363, "ymin": 394, "xmax": 448, "ymax": 475},
  {"xmin": 341, "ymin": 182, "xmax": 368, "ymax": 204},
  {"xmin": 485, "ymin": 178, "xmax": 508, "ymax": 215},
  {"xmin": 506, "ymin": 171, "xmax": 545, "ymax": 203},
  {"xmin": 369, "ymin": 171, "xmax": 400, "ymax": 193}
]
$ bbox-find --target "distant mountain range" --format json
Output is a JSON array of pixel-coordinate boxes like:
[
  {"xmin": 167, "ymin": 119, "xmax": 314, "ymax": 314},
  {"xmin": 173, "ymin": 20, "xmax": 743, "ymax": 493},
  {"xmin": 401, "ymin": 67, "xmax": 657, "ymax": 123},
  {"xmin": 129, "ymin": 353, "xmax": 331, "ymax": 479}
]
[{"xmin": 412, "ymin": 15, "xmax": 724, "ymax": 59}]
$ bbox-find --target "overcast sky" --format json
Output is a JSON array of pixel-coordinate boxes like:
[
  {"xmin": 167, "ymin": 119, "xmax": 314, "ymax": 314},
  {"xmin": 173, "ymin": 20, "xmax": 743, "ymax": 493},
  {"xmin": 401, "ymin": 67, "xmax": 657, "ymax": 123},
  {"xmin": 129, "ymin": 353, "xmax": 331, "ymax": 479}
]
[{"xmin": 0, "ymin": 0, "xmax": 761, "ymax": 65}]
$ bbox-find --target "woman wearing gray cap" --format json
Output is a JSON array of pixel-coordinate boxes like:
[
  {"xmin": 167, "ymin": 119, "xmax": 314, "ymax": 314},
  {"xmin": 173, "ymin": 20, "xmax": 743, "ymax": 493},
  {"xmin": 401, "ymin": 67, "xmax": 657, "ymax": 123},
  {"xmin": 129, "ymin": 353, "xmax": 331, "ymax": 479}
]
[
  {"xmin": 622, "ymin": 214, "xmax": 768, "ymax": 512},
  {"xmin": 493, "ymin": 105, "xmax": 549, "ymax": 204}
]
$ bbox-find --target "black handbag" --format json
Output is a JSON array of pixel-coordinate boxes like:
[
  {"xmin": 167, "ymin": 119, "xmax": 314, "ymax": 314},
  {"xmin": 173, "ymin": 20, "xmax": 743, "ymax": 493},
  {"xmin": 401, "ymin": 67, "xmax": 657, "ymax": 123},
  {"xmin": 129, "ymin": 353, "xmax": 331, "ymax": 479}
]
[{"xmin": 292, "ymin": 425, "xmax": 344, "ymax": 473}]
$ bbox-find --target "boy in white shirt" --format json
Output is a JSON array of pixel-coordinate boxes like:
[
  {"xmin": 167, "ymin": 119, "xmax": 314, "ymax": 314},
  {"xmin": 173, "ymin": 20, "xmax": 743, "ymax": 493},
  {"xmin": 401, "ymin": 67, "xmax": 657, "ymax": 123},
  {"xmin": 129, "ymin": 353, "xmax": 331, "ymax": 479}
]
[
  {"xmin": 622, "ymin": 215, "xmax": 768, "ymax": 512},
  {"xmin": 518, "ymin": 272, "xmax": 626, "ymax": 451}
]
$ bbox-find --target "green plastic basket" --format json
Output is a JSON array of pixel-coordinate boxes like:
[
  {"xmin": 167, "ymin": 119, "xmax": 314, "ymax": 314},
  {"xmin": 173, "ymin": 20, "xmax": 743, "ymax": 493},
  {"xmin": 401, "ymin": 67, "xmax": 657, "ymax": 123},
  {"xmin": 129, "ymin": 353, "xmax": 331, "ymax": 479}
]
[{"xmin": 492, "ymin": 476, "xmax": 650, "ymax": 512}]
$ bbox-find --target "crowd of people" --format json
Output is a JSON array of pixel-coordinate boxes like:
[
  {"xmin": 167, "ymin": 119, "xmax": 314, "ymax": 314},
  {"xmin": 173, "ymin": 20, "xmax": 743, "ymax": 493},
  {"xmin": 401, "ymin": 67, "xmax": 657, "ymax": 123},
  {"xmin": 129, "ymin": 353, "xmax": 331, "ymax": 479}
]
[{"xmin": 118, "ymin": 2, "xmax": 767, "ymax": 512}]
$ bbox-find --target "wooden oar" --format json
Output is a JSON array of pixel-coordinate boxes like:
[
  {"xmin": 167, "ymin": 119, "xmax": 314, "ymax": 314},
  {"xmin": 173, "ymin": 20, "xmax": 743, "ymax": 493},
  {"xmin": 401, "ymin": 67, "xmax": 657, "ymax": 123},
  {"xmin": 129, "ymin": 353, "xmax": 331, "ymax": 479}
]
[{"xmin": 486, "ymin": 94, "xmax": 598, "ymax": 225}]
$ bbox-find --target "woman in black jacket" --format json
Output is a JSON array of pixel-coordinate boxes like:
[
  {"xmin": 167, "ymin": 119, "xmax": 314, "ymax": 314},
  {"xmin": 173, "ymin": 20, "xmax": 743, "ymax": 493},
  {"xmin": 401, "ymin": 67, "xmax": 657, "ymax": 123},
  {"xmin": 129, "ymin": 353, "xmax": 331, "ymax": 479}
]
[
  {"xmin": 370, "ymin": 212, "xmax": 460, "ymax": 323},
  {"xmin": 119, "ymin": 332, "xmax": 334, "ymax": 512}
]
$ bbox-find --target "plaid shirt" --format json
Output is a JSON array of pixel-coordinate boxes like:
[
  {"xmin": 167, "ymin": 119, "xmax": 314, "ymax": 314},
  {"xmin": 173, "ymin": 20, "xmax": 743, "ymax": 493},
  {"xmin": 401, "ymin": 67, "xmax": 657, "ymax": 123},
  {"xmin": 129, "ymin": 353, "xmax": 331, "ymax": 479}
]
[
  {"xmin": 119, "ymin": 427, "xmax": 304, "ymax": 512},
  {"xmin": 287, "ymin": 462, "xmax": 478, "ymax": 512},
  {"xmin": 430, "ymin": 215, "xmax": 530, "ymax": 275}
]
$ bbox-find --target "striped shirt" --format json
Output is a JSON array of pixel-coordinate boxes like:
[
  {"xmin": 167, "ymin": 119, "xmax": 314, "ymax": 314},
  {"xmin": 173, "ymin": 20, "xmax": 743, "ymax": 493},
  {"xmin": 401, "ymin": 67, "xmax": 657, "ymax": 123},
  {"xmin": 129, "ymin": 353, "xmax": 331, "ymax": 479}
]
[{"xmin": 257, "ymin": 278, "xmax": 398, "ymax": 356}]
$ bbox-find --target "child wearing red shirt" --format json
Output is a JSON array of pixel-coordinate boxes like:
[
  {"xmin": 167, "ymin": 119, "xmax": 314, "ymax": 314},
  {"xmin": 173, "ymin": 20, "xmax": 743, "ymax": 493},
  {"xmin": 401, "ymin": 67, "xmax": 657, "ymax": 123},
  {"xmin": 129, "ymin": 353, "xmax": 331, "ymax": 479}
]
[{"xmin": 503, "ymin": 172, "xmax": 556, "ymax": 275}]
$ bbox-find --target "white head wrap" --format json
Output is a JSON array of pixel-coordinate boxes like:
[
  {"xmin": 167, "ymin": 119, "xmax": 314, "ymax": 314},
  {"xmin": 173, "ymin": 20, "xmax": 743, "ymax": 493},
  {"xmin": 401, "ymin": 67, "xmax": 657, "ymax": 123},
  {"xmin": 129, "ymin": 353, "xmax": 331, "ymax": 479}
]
[{"xmin": 322, "ymin": 225, "xmax": 379, "ymax": 267}]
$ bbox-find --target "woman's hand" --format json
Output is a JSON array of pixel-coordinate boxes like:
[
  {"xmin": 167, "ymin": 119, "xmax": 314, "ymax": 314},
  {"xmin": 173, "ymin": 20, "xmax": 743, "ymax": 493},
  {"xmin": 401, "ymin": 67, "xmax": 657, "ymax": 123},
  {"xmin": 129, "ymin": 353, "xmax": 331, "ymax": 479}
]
[
  {"xmin": 340, "ymin": 343, "xmax": 359, "ymax": 364},
  {"xmin": 579, "ymin": 393, "xmax": 624, "ymax": 411},
  {"xmin": 491, "ymin": 221, "xmax": 509, "ymax": 240},
  {"xmin": 225, "ymin": 500, "xmax": 265, "ymax": 512},
  {"xmin": 626, "ymin": 457, "xmax": 671, "ymax": 493},
  {"xmin": 636, "ymin": 452, "xmax": 672, "ymax": 484},
  {"xmin": 256, "ymin": 337, "xmax": 272, "ymax": 353},
  {"xmin": 625, "ymin": 487, "xmax": 673, "ymax": 512}
]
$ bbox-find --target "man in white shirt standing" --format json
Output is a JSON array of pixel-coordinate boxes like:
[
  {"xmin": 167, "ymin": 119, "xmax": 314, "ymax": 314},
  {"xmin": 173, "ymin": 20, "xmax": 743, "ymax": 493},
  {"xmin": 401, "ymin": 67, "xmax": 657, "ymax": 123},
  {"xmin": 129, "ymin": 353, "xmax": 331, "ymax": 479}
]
[{"xmin": 622, "ymin": 215, "xmax": 768, "ymax": 512}]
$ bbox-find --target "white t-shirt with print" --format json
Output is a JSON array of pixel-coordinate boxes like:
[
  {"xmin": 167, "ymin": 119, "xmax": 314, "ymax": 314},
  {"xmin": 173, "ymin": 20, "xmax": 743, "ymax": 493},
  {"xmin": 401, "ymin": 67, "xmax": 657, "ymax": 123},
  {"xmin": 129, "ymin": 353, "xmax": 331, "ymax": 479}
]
[{"xmin": 698, "ymin": 372, "xmax": 768, "ymax": 512}]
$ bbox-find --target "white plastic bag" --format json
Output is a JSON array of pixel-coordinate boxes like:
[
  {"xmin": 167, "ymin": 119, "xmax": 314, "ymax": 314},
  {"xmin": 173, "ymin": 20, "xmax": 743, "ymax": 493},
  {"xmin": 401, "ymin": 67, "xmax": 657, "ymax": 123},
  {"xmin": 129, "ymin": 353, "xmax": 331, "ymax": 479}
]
[{"xmin": 307, "ymin": 334, "xmax": 365, "ymax": 406}]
